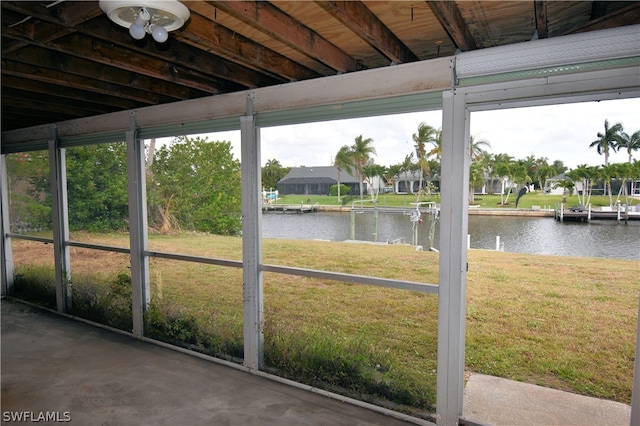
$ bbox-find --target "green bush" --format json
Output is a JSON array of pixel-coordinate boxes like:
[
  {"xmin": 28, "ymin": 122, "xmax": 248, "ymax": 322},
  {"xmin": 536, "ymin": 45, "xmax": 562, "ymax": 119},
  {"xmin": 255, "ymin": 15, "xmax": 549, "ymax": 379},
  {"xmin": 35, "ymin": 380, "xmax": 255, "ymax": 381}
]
[
  {"xmin": 144, "ymin": 299, "xmax": 244, "ymax": 361},
  {"xmin": 69, "ymin": 273, "xmax": 133, "ymax": 331},
  {"xmin": 330, "ymin": 184, "xmax": 351, "ymax": 197},
  {"xmin": 10, "ymin": 265, "xmax": 57, "ymax": 309}
]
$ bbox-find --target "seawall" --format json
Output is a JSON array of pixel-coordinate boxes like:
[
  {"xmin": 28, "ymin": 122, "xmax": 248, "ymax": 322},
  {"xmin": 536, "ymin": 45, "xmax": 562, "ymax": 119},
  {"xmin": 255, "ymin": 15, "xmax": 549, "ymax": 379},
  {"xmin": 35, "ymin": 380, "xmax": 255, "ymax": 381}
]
[{"xmin": 315, "ymin": 205, "xmax": 554, "ymax": 217}]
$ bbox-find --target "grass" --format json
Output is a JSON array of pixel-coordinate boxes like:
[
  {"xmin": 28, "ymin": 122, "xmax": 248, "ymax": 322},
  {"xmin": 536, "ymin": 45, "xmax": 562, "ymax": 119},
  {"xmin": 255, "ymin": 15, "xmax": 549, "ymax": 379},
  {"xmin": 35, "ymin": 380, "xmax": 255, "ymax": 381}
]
[
  {"xmin": 276, "ymin": 192, "xmax": 634, "ymax": 210},
  {"xmin": 9, "ymin": 232, "xmax": 639, "ymax": 415}
]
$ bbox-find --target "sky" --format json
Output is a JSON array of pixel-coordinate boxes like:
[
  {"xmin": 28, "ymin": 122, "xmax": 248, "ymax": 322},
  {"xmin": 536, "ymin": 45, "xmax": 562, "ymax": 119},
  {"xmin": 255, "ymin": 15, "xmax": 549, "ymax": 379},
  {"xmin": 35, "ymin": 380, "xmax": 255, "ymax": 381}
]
[{"xmin": 168, "ymin": 97, "xmax": 639, "ymax": 171}]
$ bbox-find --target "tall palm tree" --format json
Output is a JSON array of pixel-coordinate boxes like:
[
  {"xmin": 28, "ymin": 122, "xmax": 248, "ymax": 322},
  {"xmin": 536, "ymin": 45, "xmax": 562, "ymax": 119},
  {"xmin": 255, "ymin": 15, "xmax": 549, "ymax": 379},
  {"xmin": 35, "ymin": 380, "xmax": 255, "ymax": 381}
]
[
  {"xmin": 334, "ymin": 145, "xmax": 353, "ymax": 202},
  {"xmin": 618, "ymin": 129, "xmax": 640, "ymax": 163},
  {"xmin": 426, "ymin": 128, "xmax": 443, "ymax": 159},
  {"xmin": 351, "ymin": 135, "xmax": 376, "ymax": 199},
  {"xmin": 589, "ymin": 119, "xmax": 623, "ymax": 167},
  {"xmin": 412, "ymin": 123, "xmax": 438, "ymax": 198},
  {"xmin": 399, "ymin": 153, "xmax": 414, "ymax": 194},
  {"xmin": 469, "ymin": 134, "xmax": 491, "ymax": 162}
]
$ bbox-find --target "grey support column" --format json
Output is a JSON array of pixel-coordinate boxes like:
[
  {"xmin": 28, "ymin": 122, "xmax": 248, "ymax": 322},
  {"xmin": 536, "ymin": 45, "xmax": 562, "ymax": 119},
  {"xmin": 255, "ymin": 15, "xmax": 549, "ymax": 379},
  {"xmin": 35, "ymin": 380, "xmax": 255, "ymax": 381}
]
[
  {"xmin": 127, "ymin": 112, "xmax": 150, "ymax": 336},
  {"xmin": 1, "ymin": 154, "xmax": 14, "ymax": 296},
  {"xmin": 48, "ymin": 125, "xmax": 71, "ymax": 312},
  {"xmin": 436, "ymin": 89, "xmax": 470, "ymax": 425},
  {"xmin": 241, "ymin": 93, "xmax": 264, "ymax": 370}
]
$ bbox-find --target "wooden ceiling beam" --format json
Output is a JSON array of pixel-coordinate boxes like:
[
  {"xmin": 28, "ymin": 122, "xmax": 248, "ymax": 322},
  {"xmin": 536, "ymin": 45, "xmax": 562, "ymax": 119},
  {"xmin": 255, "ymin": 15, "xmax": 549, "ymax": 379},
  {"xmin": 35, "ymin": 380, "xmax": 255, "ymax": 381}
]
[
  {"xmin": 76, "ymin": 17, "xmax": 279, "ymax": 89},
  {"xmin": 426, "ymin": 0, "xmax": 477, "ymax": 51},
  {"xmin": 1, "ymin": 60, "xmax": 177, "ymax": 105},
  {"xmin": 3, "ymin": 25, "xmax": 236, "ymax": 95},
  {"xmin": 2, "ymin": 108, "xmax": 77, "ymax": 129},
  {"xmin": 314, "ymin": 1, "xmax": 418, "ymax": 64},
  {"xmin": 2, "ymin": 45, "xmax": 206, "ymax": 101},
  {"xmin": 3, "ymin": 2, "xmax": 277, "ymax": 90},
  {"xmin": 1, "ymin": 74, "xmax": 147, "ymax": 111},
  {"xmin": 534, "ymin": 1, "xmax": 548, "ymax": 39},
  {"xmin": 181, "ymin": 2, "xmax": 320, "ymax": 82},
  {"xmin": 2, "ymin": 89, "xmax": 117, "ymax": 117},
  {"xmin": 569, "ymin": 2, "xmax": 640, "ymax": 35},
  {"xmin": 208, "ymin": 0, "xmax": 362, "ymax": 73}
]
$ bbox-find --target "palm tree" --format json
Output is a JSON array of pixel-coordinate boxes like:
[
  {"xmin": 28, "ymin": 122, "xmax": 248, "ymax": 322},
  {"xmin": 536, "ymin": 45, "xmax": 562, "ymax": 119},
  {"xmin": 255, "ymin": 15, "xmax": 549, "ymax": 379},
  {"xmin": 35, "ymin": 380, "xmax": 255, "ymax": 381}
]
[
  {"xmin": 362, "ymin": 161, "xmax": 386, "ymax": 201},
  {"xmin": 493, "ymin": 153, "xmax": 514, "ymax": 204},
  {"xmin": 412, "ymin": 123, "xmax": 438, "ymax": 198},
  {"xmin": 552, "ymin": 178, "xmax": 575, "ymax": 204},
  {"xmin": 399, "ymin": 153, "xmax": 415, "ymax": 194},
  {"xmin": 386, "ymin": 164, "xmax": 402, "ymax": 193},
  {"xmin": 618, "ymin": 129, "xmax": 640, "ymax": 163},
  {"xmin": 469, "ymin": 134, "xmax": 491, "ymax": 162},
  {"xmin": 589, "ymin": 119, "xmax": 623, "ymax": 167},
  {"xmin": 351, "ymin": 135, "xmax": 376, "ymax": 199},
  {"xmin": 262, "ymin": 158, "xmax": 284, "ymax": 190},
  {"xmin": 469, "ymin": 162, "xmax": 484, "ymax": 204},
  {"xmin": 334, "ymin": 145, "xmax": 353, "ymax": 202}
]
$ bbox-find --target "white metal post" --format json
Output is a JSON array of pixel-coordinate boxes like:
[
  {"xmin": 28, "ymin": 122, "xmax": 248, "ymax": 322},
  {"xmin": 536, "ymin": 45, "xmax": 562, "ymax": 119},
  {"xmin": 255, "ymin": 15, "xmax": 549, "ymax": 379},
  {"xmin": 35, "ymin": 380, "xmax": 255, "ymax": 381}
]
[
  {"xmin": 0, "ymin": 154, "xmax": 14, "ymax": 295},
  {"xmin": 48, "ymin": 125, "xmax": 71, "ymax": 312},
  {"xmin": 126, "ymin": 112, "xmax": 150, "ymax": 336},
  {"xmin": 437, "ymin": 88, "xmax": 470, "ymax": 425},
  {"xmin": 241, "ymin": 94, "xmax": 264, "ymax": 370}
]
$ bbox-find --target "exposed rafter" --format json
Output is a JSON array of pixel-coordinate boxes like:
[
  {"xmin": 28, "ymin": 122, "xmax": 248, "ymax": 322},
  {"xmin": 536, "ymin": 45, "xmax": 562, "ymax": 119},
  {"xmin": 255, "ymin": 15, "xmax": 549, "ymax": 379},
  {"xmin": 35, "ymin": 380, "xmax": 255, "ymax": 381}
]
[
  {"xmin": 427, "ymin": 0, "xmax": 477, "ymax": 52},
  {"xmin": 534, "ymin": 1, "xmax": 548, "ymax": 39},
  {"xmin": 208, "ymin": 0, "xmax": 362, "ymax": 73},
  {"xmin": 1, "ymin": 1, "xmax": 634, "ymax": 132},
  {"xmin": 182, "ymin": 1, "xmax": 320, "ymax": 81},
  {"xmin": 315, "ymin": 1, "xmax": 418, "ymax": 64}
]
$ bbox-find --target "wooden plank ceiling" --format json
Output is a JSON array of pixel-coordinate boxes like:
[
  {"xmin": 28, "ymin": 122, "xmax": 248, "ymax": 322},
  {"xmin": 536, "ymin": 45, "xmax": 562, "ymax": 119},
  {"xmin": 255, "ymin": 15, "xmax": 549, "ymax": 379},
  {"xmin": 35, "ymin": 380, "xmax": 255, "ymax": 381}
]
[{"xmin": 2, "ymin": 1, "xmax": 638, "ymax": 133}]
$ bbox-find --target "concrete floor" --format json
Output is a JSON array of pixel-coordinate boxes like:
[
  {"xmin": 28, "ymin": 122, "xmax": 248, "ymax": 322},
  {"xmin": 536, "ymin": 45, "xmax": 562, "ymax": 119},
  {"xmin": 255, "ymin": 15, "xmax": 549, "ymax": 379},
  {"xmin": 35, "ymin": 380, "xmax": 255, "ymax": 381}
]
[
  {"xmin": 1, "ymin": 299, "xmax": 422, "ymax": 426},
  {"xmin": 2, "ymin": 298, "xmax": 633, "ymax": 426}
]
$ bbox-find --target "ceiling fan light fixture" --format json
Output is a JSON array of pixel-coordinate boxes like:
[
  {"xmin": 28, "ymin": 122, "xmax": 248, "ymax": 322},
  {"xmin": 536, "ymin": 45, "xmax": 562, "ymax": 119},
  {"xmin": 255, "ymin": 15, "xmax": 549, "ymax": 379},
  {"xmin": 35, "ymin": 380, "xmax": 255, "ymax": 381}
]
[{"xmin": 99, "ymin": 0, "xmax": 190, "ymax": 43}]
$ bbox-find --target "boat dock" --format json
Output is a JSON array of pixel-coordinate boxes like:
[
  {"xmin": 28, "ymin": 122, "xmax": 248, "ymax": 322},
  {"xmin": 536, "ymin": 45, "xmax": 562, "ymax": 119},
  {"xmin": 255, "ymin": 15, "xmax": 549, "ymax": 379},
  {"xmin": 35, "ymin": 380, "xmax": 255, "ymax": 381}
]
[
  {"xmin": 554, "ymin": 203, "xmax": 640, "ymax": 223},
  {"xmin": 262, "ymin": 203, "xmax": 318, "ymax": 213}
]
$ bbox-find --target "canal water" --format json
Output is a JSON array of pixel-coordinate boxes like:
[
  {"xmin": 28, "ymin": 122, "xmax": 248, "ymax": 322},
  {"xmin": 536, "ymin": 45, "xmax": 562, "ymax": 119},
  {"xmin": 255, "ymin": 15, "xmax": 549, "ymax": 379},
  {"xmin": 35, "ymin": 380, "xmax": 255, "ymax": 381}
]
[{"xmin": 262, "ymin": 210, "xmax": 640, "ymax": 260}]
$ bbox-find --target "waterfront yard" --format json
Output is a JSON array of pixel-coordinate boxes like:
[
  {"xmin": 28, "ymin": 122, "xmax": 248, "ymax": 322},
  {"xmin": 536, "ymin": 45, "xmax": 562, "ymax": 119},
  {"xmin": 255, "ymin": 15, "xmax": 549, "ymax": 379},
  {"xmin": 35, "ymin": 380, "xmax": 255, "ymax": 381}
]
[{"xmin": 9, "ymin": 232, "xmax": 639, "ymax": 411}]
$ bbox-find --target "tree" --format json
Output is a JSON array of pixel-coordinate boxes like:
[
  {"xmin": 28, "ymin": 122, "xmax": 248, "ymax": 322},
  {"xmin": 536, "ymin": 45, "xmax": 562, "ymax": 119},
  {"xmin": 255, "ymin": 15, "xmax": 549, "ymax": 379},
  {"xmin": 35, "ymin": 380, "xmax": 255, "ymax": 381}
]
[
  {"xmin": 468, "ymin": 134, "xmax": 491, "ymax": 203},
  {"xmin": 334, "ymin": 145, "xmax": 353, "ymax": 202},
  {"xmin": 493, "ymin": 153, "xmax": 514, "ymax": 204},
  {"xmin": 426, "ymin": 129, "xmax": 442, "ymax": 160},
  {"xmin": 412, "ymin": 123, "xmax": 438, "ymax": 199},
  {"xmin": 568, "ymin": 164, "xmax": 600, "ymax": 207},
  {"xmin": 552, "ymin": 178, "xmax": 575, "ymax": 204},
  {"xmin": 601, "ymin": 163, "xmax": 619, "ymax": 206},
  {"xmin": 66, "ymin": 143, "xmax": 129, "ymax": 232},
  {"xmin": 469, "ymin": 134, "xmax": 491, "ymax": 162},
  {"xmin": 589, "ymin": 119, "xmax": 623, "ymax": 167},
  {"xmin": 262, "ymin": 158, "xmax": 287, "ymax": 190},
  {"xmin": 384, "ymin": 164, "xmax": 402, "ymax": 193},
  {"xmin": 469, "ymin": 162, "xmax": 484, "ymax": 204},
  {"xmin": 148, "ymin": 136, "xmax": 242, "ymax": 235},
  {"xmin": 397, "ymin": 153, "xmax": 415, "ymax": 194},
  {"xmin": 5, "ymin": 151, "xmax": 51, "ymax": 231},
  {"xmin": 618, "ymin": 129, "xmax": 640, "ymax": 163},
  {"xmin": 350, "ymin": 135, "xmax": 376, "ymax": 200},
  {"xmin": 535, "ymin": 164, "xmax": 557, "ymax": 193},
  {"xmin": 362, "ymin": 162, "xmax": 386, "ymax": 201}
]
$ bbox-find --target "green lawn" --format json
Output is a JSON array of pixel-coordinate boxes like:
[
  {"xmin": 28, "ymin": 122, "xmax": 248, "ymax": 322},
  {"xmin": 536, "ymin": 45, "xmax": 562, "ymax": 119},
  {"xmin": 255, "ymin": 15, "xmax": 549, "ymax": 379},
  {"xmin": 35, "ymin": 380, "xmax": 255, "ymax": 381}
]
[
  {"xmin": 276, "ymin": 192, "xmax": 634, "ymax": 210},
  {"xmin": 9, "ymin": 232, "xmax": 639, "ymax": 415}
]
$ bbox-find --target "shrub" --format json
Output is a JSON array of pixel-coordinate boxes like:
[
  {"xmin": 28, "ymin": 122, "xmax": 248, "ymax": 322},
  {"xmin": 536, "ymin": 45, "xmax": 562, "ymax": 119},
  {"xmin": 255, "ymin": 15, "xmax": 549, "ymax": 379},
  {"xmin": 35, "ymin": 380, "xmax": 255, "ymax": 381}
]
[
  {"xmin": 330, "ymin": 184, "xmax": 351, "ymax": 197},
  {"xmin": 69, "ymin": 273, "xmax": 133, "ymax": 331},
  {"xmin": 10, "ymin": 265, "xmax": 57, "ymax": 309}
]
